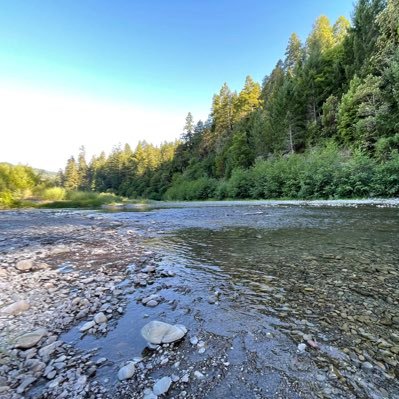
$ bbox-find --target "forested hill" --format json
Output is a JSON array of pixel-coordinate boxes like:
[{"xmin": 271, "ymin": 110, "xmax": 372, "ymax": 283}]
[{"xmin": 61, "ymin": 0, "xmax": 399, "ymax": 200}]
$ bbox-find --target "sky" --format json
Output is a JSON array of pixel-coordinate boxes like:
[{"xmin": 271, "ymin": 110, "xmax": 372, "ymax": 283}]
[{"xmin": 0, "ymin": 0, "xmax": 353, "ymax": 171}]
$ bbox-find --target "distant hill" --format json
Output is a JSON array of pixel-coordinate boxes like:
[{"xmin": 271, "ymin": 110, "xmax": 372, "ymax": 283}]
[
  {"xmin": 33, "ymin": 168, "xmax": 58, "ymax": 179},
  {"xmin": 0, "ymin": 162, "xmax": 57, "ymax": 179}
]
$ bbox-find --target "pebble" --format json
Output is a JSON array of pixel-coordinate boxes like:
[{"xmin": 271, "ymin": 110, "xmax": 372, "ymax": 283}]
[
  {"xmin": 1, "ymin": 300, "xmax": 30, "ymax": 315},
  {"xmin": 80, "ymin": 321, "xmax": 96, "ymax": 332},
  {"xmin": 194, "ymin": 371, "xmax": 205, "ymax": 380},
  {"xmin": 117, "ymin": 362, "xmax": 136, "ymax": 380},
  {"xmin": 297, "ymin": 343, "xmax": 307, "ymax": 353},
  {"xmin": 15, "ymin": 328, "xmax": 47, "ymax": 349},
  {"xmin": 153, "ymin": 376, "xmax": 172, "ymax": 396},
  {"xmin": 94, "ymin": 312, "xmax": 107, "ymax": 324},
  {"xmin": 362, "ymin": 362, "xmax": 374, "ymax": 371},
  {"xmin": 16, "ymin": 376, "xmax": 36, "ymax": 394},
  {"xmin": 15, "ymin": 259, "xmax": 34, "ymax": 271}
]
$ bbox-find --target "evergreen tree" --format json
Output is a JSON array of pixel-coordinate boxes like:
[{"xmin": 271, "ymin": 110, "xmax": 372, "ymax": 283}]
[
  {"xmin": 306, "ymin": 16, "xmax": 335, "ymax": 54},
  {"xmin": 64, "ymin": 157, "xmax": 80, "ymax": 190},
  {"xmin": 77, "ymin": 146, "xmax": 88, "ymax": 190},
  {"xmin": 235, "ymin": 76, "xmax": 262, "ymax": 119},
  {"xmin": 333, "ymin": 16, "xmax": 351, "ymax": 44},
  {"xmin": 182, "ymin": 112, "xmax": 194, "ymax": 142},
  {"xmin": 284, "ymin": 33, "xmax": 303, "ymax": 75}
]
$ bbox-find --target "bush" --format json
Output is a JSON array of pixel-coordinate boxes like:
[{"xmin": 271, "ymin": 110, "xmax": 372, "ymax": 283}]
[
  {"xmin": 164, "ymin": 177, "xmax": 218, "ymax": 200},
  {"xmin": 41, "ymin": 187, "xmax": 66, "ymax": 201},
  {"xmin": 0, "ymin": 191, "xmax": 14, "ymax": 208},
  {"xmin": 40, "ymin": 191, "xmax": 124, "ymax": 209},
  {"xmin": 373, "ymin": 151, "xmax": 399, "ymax": 197},
  {"xmin": 226, "ymin": 169, "xmax": 254, "ymax": 199}
]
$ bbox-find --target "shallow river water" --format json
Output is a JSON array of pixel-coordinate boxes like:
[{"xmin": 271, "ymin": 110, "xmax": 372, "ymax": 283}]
[{"xmin": 59, "ymin": 201, "xmax": 399, "ymax": 399}]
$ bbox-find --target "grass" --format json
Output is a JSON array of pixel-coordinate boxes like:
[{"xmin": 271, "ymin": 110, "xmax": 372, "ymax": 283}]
[{"xmin": 38, "ymin": 191, "xmax": 124, "ymax": 209}]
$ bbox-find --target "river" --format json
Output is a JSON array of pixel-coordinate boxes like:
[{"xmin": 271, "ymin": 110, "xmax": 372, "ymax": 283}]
[{"xmin": 58, "ymin": 201, "xmax": 399, "ymax": 399}]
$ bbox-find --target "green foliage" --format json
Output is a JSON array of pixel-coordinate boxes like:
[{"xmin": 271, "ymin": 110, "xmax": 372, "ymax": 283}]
[
  {"xmin": 0, "ymin": 163, "xmax": 40, "ymax": 208},
  {"xmin": 40, "ymin": 187, "xmax": 66, "ymax": 201},
  {"xmin": 164, "ymin": 177, "xmax": 218, "ymax": 201},
  {"xmin": 40, "ymin": 191, "xmax": 123, "ymax": 209}
]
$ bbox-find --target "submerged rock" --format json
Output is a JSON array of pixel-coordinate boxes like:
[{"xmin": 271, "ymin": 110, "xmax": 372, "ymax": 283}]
[
  {"xmin": 153, "ymin": 376, "xmax": 172, "ymax": 396},
  {"xmin": 141, "ymin": 321, "xmax": 187, "ymax": 344},
  {"xmin": 117, "ymin": 362, "xmax": 135, "ymax": 380},
  {"xmin": 1, "ymin": 300, "xmax": 30, "ymax": 315}
]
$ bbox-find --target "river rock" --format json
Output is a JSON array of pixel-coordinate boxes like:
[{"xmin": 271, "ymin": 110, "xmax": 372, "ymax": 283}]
[
  {"xmin": 25, "ymin": 359, "xmax": 46, "ymax": 372},
  {"xmin": 297, "ymin": 343, "xmax": 307, "ymax": 353},
  {"xmin": 142, "ymin": 294, "xmax": 160, "ymax": 305},
  {"xmin": 146, "ymin": 300, "xmax": 159, "ymax": 307},
  {"xmin": 39, "ymin": 342, "xmax": 59, "ymax": 358},
  {"xmin": 153, "ymin": 376, "xmax": 172, "ymax": 396},
  {"xmin": 143, "ymin": 392, "xmax": 157, "ymax": 399},
  {"xmin": 1, "ymin": 300, "xmax": 30, "ymax": 315},
  {"xmin": 16, "ymin": 376, "xmax": 36, "ymax": 394},
  {"xmin": 15, "ymin": 260, "xmax": 34, "ymax": 271},
  {"xmin": 194, "ymin": 371, "xmax": 205, "ymax": 379},
  {"xmin": 94, "ymin": 312, "xmax": 107, "ymax": 324},
  {"xmin": 141, "ymin": 321, "xmax": 187, "ymax": 344},
  {"xmin": 117, "ymin": 362, "xmax": 135, "ymax": 380},
  {"xmin": 80, "ymin": 321, "xmax": 95, "ymax": 332},
  {"xmin": 15, "ymin": 328, "xmax": 47, "ymax": 349}
]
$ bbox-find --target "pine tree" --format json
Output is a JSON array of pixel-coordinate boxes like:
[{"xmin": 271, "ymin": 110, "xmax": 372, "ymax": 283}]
[
  {"xmin": 182, "ymin": 112, "xmax": 194, "ymax": 142},
  {"xmin": 235, "ymin": 76, "xmax": 262, "ymax": 119},
  {"xmin": 306, "ymin": 16, "xmax": 335, "ymax": 54},
  {"xmin": 77, "ymin": 146, "xmax": 88, "ymax": 190},
  {"xmin": 64, "ymin": 157, "xmax": 80, "ymax": 190},
  {"xmin": 284, "ymin": 33, "xmax": 303, "ymax": 75},
  {"xmin": 333, "ymin": 16, "xmax": 350, "ymax": 44}
]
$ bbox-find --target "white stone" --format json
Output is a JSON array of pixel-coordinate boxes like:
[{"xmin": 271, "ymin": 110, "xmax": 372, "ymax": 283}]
[
  {"xmin": 297, "ymin": 343, "xmax": 307, "ymax": 353},
  {"xmin": 15, "ymin": 260, "xmax": 34, "ymax": 271},
  {"xmin": 94, "ymin": 312, "xmax": 107, "ymax": 324},
  {"xmin": 141, "ymin": 321, "xmax": 187, "ymax": 344},
  {"xmin": 117, "ymin": 362, "xmax": 135, "ymax": 380},
  {"xmin": 79, "ymin": 321, "xmax": 95, "ymax": 332},
  {"xmin": 1, "ymin": 300, "xmax": 30, "ymax": 315},
  {"xmin": 153, "ymin": 376, "xmax": 172, "ymax": 396},
  {"xmin": 194, "ymin": 371, "xmax": 205, "ymax": 380}
]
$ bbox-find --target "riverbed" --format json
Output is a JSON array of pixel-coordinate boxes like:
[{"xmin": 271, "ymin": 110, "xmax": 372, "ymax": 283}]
[{"xmin": 0, "ymin": 201, "xmax": 398, "ymax": 399}]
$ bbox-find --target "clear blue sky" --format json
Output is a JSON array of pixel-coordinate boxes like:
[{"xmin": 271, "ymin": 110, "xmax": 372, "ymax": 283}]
[{"xmin": 0, "ymin": 0, "xmax": 354, "ymax": 170}]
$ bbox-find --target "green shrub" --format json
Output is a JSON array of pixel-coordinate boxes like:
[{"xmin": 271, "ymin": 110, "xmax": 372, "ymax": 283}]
[
  {"xmin": 164, "ymin": 177, "xmax": 218, "ymax": 200},
  {"xmin": 226, "ymin": 168, "xmax": 254, "ymax": 199},
  {"xmin": 0, "ymin": 191, "xmax": 14, "ymax": 208},
  {"xmin": 373, "ymin": 152, "xmax": 399, "ymax": 197},
  {"xmin": 41, "ymin": 187, "xmax": 66, "ymax": 201}
]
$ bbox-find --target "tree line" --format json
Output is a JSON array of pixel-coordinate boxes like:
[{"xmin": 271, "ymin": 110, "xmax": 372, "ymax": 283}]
[{"xmin": 60, "ymin": 0, "xmax": 399, "ymax": 200}]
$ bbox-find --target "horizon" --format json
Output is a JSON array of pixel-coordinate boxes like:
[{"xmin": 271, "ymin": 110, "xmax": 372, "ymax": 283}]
[{"xmin": 0, "ymin": 0, "xmax": 352, "ymax": 171}]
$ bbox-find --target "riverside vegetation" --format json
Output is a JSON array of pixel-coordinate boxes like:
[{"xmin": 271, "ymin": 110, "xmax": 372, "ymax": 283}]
[{"xmin": 1, "ymin": 0, "xmax": 399, "ymax": 208}]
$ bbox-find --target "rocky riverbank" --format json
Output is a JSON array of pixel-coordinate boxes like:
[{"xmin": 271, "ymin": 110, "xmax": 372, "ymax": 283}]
[
  {"xmin": 0, "ymin": 211, "xmax": 248, "ymax": 399},
  {"xmin": 0, "ymin": 210, "xmax": 151, "ymax": 397},
  {"xmin": 1, "ymin": 208, "xmax": 398, "ymax": 399}
]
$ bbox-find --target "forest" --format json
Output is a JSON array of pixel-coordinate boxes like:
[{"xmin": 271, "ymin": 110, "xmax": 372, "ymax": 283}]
[{"xmin": 2, "ymin": 0, "xmax": 399, "ymax": 207}]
